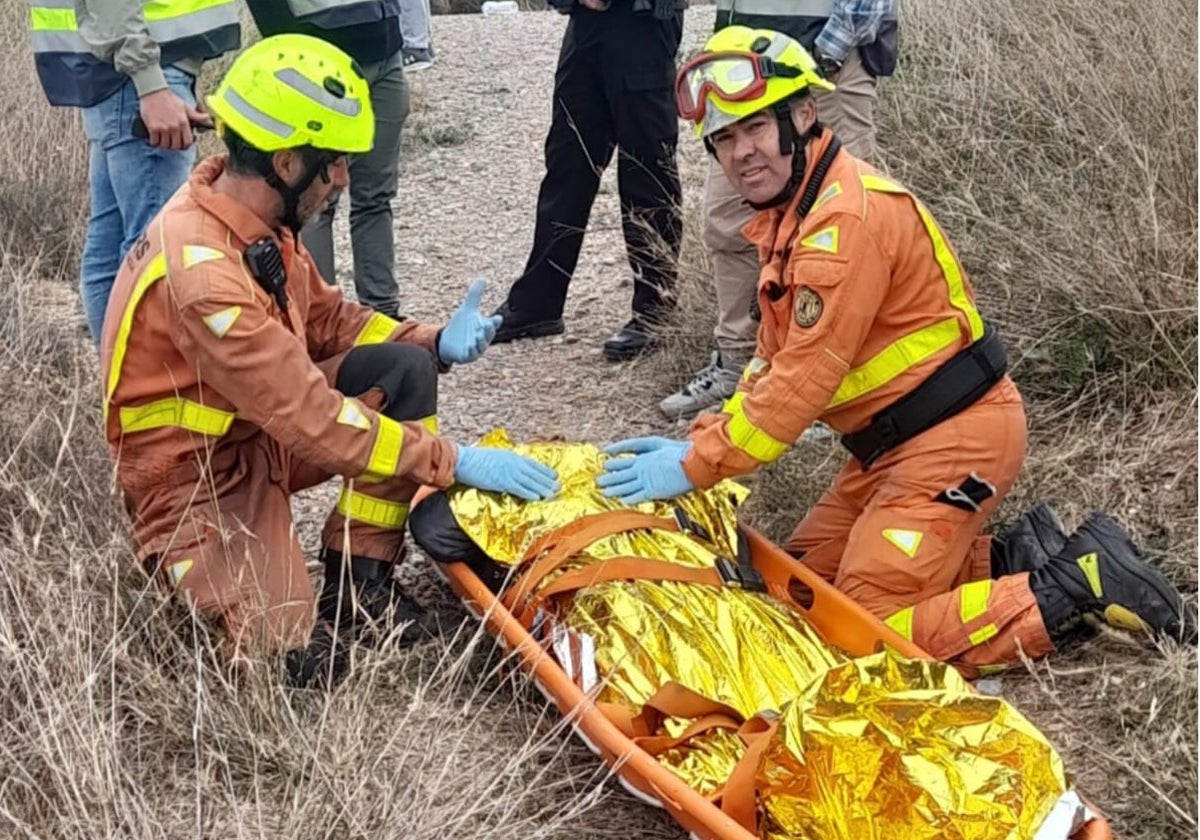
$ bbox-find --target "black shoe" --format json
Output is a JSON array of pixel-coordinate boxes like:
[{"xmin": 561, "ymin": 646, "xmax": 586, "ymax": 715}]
[
  {"xmin": 284, "ymin": 624, "xmax": 348, "ymax": 689},
  {"xmin": 601, "ymin": 317, "xmax": 661, "ymax": 362},
  {"xmin": 318, "ymin": 551, "xmax": 443, "ymax": 647},
  {"xmin": 490, "ymin": 302, "xmax": 565, "ymax": 345},
  {"xmin": 1030, "ymin": 512, "xmax": 1193, "ymax": 646},
  {"xmin": 990, "ymin": 501, "xmax": 1069, "ymax": 578}
]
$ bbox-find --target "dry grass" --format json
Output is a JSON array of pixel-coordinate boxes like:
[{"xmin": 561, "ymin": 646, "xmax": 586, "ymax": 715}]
[{"xmin": 0, "ymin": 0, "xmax": 1195, "ymax": 839}]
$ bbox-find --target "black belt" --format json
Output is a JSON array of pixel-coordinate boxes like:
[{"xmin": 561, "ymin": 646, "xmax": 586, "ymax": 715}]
[{"xmin": 840, "ymin": 324, "xmax": 1008, "ymax": 469}]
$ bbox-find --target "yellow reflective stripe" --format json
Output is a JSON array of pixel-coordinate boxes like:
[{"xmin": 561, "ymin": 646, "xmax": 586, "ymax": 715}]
[
  {"xmin": 144, "ymin": 0, "xmax": 235, "ymax": 20},
  {"xmin": 419, "ymin": 415, "xmax": 439, "ymax": 434},
  {"xmin": 861, "ymin": 173, "xmax": 985, "ymax": 341},
  {"xmin": 913, "ymin": 202, "xmax": 985, "ymax": 341},
  {"xmin": 885, "ymin": 607, "xmax": 915, "ymax": 640},
  {"xmin": 119, "ymin": 398, "xmax": 236, "ymax": 436},
  {"xmin": 364, "ymin": 416, "xmax": 404, "ymax": 478},
  {"xmin": 104, "ymin": 253, "xmax": 167, "ymax": 422},
  {"xmin": 828, "ymin": 316, "xmax": 961, "ymax": 408},
  {"xmin": 722, "ymin": 390, "xmax": 746, "ymax": 416},
  {"xmin": 959, "ymin": 579, "xmax": 993, "ymax": 624},
  {"xmin": 354, "ymin": 312, "xmax": 402, "ymax": 346},
  {"xmin": 727, "ymin": 406, "xmax": 789, "ymax": 464},
  {"xmin": 336, "ymin": 486, "xmax": 409, "ymax": 530},
  {"xmin": 968, "ymin": 623, "xmax": 999, "ymax": 646},
  {"xmin": 29, "ymin": 7, "xmax": 75, "ymax": 30}
]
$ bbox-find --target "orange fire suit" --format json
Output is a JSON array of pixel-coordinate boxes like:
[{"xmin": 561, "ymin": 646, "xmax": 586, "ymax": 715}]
[
  {"xmin": 100, "ymin": 156, "xmax": 457, "ymax": 653},
  {"xmin": 683, "ymin": 131, "xmax": 1054, "ymax": 673}
]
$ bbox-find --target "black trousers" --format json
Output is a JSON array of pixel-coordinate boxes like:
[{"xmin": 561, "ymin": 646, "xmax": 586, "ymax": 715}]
[{"xmin": 507, "ymin": 4, "xmax": 684, "ymax": 322}]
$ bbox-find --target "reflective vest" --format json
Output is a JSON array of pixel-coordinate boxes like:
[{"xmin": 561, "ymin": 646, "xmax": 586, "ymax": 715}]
[
  {"xmin": 28, "ymin": 0, "xmax": 240, "ymax": 108},
  {"xmin": 713, "ymin": 0, "xmax": 900, "ymax": 68}
]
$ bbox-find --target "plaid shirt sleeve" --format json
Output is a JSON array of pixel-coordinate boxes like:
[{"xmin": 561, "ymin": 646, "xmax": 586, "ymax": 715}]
[{"xmin": 815, "ymin": 0, "xmax": 895, "ymax": 61}]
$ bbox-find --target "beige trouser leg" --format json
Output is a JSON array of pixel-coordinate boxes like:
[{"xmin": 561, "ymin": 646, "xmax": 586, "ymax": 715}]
[
  {"xmin": 702, "ymin": 48, "xmax": 881, "ymax": 368},
  {"xmin": 702, "ymin": 158, "xmax": 759, "ymax": 368},
  {"xmin": 813, "ymin": 46, "xmax": 878, "ymax": 161}
]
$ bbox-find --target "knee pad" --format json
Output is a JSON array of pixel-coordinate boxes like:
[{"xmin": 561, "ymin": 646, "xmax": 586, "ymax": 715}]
[{"xmin": 336, "ymin": 343, "xmax": 438, "ymax": 421}]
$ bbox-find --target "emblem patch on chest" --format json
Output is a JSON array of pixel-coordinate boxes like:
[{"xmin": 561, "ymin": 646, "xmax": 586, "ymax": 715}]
[{"xmin": 793, "ymin": 286, "xmax": 824, "ymax": 327}]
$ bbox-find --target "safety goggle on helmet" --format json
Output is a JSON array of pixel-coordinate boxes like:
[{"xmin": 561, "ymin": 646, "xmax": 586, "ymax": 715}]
[{"xmin": 675, "ymin": 28, "xmax": 835, "ymax": 138}]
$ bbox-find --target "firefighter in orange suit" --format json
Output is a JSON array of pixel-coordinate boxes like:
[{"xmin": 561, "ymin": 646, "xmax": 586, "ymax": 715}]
[
  {"xmin": 101, "ymin": 35, "xmax": 560, "ymax": 687},
  {"xmin": 597, "ymin": 27, "xmax": 1192, "ymax": 672}
]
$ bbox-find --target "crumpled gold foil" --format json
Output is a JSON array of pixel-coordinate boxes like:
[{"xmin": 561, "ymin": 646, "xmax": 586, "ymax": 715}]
[
  {"xmin": 657, "ymin": 728, "xmax": 747, "ymax": 798},
  {"xmin": 445, "ymin": 430, "xmax": 748, "ymax": 566},
  {"xmin": 566, "ymin": 580, "xmax": 844, "ymax": 718},
  {"xmin": 758, "ymin": 652, "xmax": 1069, "ymax": 840}
]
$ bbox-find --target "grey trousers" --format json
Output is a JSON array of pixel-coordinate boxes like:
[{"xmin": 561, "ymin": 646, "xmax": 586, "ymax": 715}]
[
  {"xmin": 399, "ymin": 0, "xmax": 432, "ymax": 51},
  {"xmin": 302, "ymin": 52, "xmax": 410, "ymax": 318},
  {"xmin": 703, "ymin": 46, "xmax": 879, "ymax": 366}
]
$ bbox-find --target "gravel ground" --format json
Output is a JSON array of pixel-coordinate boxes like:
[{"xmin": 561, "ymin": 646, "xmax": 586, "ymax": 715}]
[{"xmin": 294, "ymin": 10, "xmax": 717, "ymax": 610}]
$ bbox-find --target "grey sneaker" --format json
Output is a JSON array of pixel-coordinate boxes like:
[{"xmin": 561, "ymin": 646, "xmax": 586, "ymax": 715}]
[
  {"xmin": 660, "ymin": 351, "xmax": 741, "ymax": 419},
  {"xmin": 799, "ymin": 421, "xmax": 836, "ymax": 443},
  {"xmin": 402, "ymin": 48, "xmax": 434, "ymax": 72}
]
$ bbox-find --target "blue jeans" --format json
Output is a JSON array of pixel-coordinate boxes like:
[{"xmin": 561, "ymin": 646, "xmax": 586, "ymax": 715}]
[{"xmin": 80, "ymin": 66, "xmax": 197, "ymax": 342}]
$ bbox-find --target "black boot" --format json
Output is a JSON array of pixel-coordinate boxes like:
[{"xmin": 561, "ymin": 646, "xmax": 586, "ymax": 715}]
[
  {"xmin": 1029, "ymin": 512, "xmax": 1193, "ymax": 646},
  {"xmin": 318, "ymin": 550, "xmax": 443, "ymax": 646},
  {"xmin": 990, "ymin": 501, "xmax": 1069, "ymax": 577},
  {"xmin": 601, "ymin": 316, "xmax": 661, "ymax": 361},
  {"xmin": 491, "ymin": 302, "xmax": 565, "ymax": 344},
  {"xmin": 284, "ymin": 624, "xmax": 349, "ymax": 689}
]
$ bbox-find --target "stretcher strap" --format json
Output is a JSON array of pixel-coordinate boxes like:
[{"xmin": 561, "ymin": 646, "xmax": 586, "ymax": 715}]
[
  {"xmin": 720, "ymin": 716, "xmax": 779, "ymax": 831},
  {"xmin": 502, "ymin": 510, "xmax": 681, "ymax": 614},
  {"xmin": 517, "ymin": 555, "xmax": 726, "ymax": 627},
  {"xmin": 597, "ymin": 681, "xmax": 745, "ymax": 741}
]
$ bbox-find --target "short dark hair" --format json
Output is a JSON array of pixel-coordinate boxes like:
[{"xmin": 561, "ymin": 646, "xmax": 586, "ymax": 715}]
[{"xmin": 222, "ymin": 126, "xmax": 280, "ymax": 177}]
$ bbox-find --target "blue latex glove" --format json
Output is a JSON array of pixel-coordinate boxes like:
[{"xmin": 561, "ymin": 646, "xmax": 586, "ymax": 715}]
[
  {"xmin": 437, "ymin": 278, "xmax": 502, "ymax": 365},
  {"xmin": 596, "ymin": 436, "xmax": 695, "ymax": 505},
  {"xmin": 454, "ymin": 445, "xmax": 561, "ymax": 501}
]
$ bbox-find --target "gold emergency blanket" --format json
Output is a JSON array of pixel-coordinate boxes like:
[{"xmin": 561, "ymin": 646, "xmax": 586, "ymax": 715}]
[
  {"xmin": 442, "ymin": 433, "xmax": 1072, "ymax": 835},
  {"xmin": 757, "ymin": 653, "xmax": 1068, "ymax": 840}
]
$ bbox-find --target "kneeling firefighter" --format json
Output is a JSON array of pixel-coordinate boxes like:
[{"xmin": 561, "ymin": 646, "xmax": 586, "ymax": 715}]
[
  {"xmin": 101, "ymin": 35, "xmax": 560, "ymax": 687},
  {"xmin": 596, "ymin": 27, "xmax": 1193, "ymax": 673}
]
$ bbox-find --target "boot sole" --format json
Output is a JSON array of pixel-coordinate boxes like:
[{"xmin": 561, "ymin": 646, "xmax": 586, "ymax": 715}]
[
  {"xmin": 602, "ymin": 340, "xmax": 660, "ymax": 362},
  {"xmin": 492, "ymin": 319, "xmax": 566, "ymax": 345}
]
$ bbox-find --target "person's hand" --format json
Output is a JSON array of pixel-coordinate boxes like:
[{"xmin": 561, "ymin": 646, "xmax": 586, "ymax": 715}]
[
  {"xmin": 596, "ymin": 437, "xmax": 694, "ymax": 504},
  {"xmin": 438, "ymin": 279, "xmax": 502, "ymax": 365},
  {"xmin": 578, "ymin": 0, "xmax": 610, "ymax": 11},
  {"xmin": 454, "ymin": 446, "xmax": 560, "ymax": 501},
  {"xmin": 139, "ymin": 88, "xmax": 205, "ymax": 150}
]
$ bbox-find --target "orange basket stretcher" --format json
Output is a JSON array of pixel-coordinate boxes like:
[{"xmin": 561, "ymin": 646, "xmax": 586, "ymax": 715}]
[{"xmin": 431, "ymin": 521, "xmax": 1114, "ymax": 840}]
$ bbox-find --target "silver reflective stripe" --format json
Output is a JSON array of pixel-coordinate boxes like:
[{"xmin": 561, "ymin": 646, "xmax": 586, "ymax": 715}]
[
  {"xmin": 287, "ymin": 0, "xmax": 376, "ymax": 14},
  {"xmin": 275, "ymin": 67, "xmax": 362, "ymax": 117},
  {"xmin": 147, "ymin": 3, "xmax": 239, "ymax": 43},
  {"xmin": 714, "ymin": 0, "xmax": 834, "ymax": 16},
  {"xmin": 28, "ymin": 0, "xmax": 74, "ymax": 8},
  {"xmin": 222, "ymin": 87, "xmax": 295, "ymax": 140},
  {"xmin": 31, "ymin": 28, "xmax": 87, "ymax": 52}
]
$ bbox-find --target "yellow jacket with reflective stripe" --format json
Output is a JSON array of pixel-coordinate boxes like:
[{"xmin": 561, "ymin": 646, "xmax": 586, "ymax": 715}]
[
  {"xmin": 28, "ymin": 0, "xmax": 240, "ymax": 107},
  {"xmin": 684, "ymin": 130, "xmax": 1001, "ymax": 488},
  {"xmin": 100, "ymin": 155, "xmax": 457, "ymax": 504}
]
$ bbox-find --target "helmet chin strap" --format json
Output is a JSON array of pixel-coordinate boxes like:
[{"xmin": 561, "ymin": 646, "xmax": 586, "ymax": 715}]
[
  {"xmin": 264, "ymin": 148, "xmax": 332, "ymax": 234},
  {"xmin": 746, "ymin": 102, "xmax": 822, "ymax": 211}
]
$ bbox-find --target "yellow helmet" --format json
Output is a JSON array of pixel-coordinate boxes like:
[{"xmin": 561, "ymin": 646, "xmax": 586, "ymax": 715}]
[
  {"xmin": 207, "ymin": 34, "xmax": 374, "ymax": 154},
  {"xmin": 676, "ymin": 27, "xmax": 835, "ymax": 139}
]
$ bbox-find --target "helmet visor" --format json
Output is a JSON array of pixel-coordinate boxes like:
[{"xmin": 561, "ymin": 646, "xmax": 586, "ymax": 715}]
[{"xmin": 676, "ymin": 52, "xmax": 768, "ymax": 123}]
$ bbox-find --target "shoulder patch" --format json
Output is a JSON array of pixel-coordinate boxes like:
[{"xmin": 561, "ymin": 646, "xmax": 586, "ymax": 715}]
[
  {"xmin": 202, "ymin": 306, "xmax": 241, "ymax": 338},
  {"xmin": 183, "ymin": 245, "xmax": 225, "ymax": 269},
  {"xmin": 800, "ymin": 225, "xmax": 839, "ymax": 254},
  {"xmin": 810, "ymin": 181, "xmax": 843, "ymax": 212},
  {"xmin": 337, "ymin": 398, "xmax": 372, "ymax": 431},
  {"xmin": 793, "ymin": 286, "xmax": 824, "ymax": 328}
]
